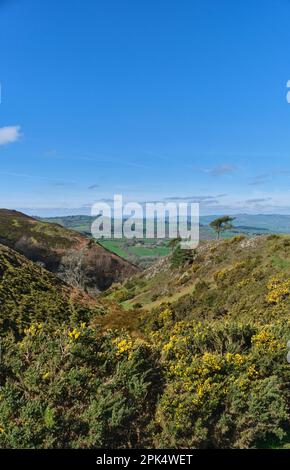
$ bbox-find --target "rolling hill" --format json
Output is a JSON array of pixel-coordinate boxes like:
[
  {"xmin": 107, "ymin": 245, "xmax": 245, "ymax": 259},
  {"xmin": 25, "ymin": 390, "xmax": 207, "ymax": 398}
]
[
  {"xmin": 0, "ymin": 209, "xmax": 138, "ymax": 291},
  {"xmin": 39, "ymin": 213, "xmax": 290, "ymax": 268},
  {"xmin": 40, "ymin": 213, "xmax": 290, "ymax": 236}
]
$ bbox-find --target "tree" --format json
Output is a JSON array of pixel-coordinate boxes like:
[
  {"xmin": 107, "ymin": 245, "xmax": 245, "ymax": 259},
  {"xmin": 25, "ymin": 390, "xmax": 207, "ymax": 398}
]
[
  {"xmin": 58, "ymin": 248, "xmax": 86, "ymax": 290},
  {"xmin": 171, "ymin": 244, "xmax": 194, "ymax": 268},
  {"xmin": 209, "ymin": 216, "xmax": 235, "ymax": 240},
  {"xmin": 168, "ymin": 237, "xmax": 181, "ymax": 252}
]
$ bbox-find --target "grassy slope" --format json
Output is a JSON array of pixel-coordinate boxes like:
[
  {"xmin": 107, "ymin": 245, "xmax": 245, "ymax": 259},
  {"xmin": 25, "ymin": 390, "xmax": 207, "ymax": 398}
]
[
  {"xmin": 99, "ymin": 239, "xmax": 171, "ymax": 259},
  {"xmin": 98, "ymin": 240, "xmax": 130, "ymax": 259},
  {"xmin": 101, "ymin": 234, "xmax": 290, "ymax": 448},
  {"xmin": 0, "ymin": 210, "xmax": 80, "ymax": 249},
  {"xmin": 105, "ymin": 234, "xmax": 290, "ymax": 321}
]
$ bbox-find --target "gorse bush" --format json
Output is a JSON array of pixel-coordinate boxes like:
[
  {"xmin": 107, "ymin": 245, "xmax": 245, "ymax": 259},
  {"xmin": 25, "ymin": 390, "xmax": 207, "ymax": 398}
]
[
  {"xmin": 2, "ymin": 235, "xmax": 290, "ymax": 448},
  {"xmin": 1, "ymin": 311, "xmax": 290, "ymax": 449},
  {"xmin": 149, "ymin": 310, "xmax": 290, "ymax": 448},
  {"xmin": 0, "ymin": 323, "xmax": 162, "ymax": 449}
]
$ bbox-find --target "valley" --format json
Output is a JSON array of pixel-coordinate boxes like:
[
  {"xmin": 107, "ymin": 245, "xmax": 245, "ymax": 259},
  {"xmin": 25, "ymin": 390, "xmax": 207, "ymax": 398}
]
[
  {"xmin": 1, "ymin": 210, "xmax": 290, "ymax": 448},
  {"xmin": 40, "ymin": 213, "xmax": 290, "ymax": 268},
  {"xmin": 0, "ymin": 210, "xmax": 290, "ymax": 449},
  {"xmin": 0, "ymin": 209, "xmax": 138, "ymax": 291}
]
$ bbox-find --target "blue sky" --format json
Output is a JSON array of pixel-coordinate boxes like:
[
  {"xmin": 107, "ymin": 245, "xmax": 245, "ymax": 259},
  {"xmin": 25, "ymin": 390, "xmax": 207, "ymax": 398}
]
[{"xmin": 1, "ymin": 0, "xmax": 290, "ymax": 215}]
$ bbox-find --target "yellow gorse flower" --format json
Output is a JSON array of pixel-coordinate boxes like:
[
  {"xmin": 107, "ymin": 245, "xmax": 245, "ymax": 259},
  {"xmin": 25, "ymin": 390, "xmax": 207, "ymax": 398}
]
[
  {"xmin": 68, "ymin": 321, "xmax": 88, "ymax": 341},
  {"xmin": 266, "ymin": 276, "xmax": 290, "ymax": 304},
  {"xmin": 24, "ymin": 323, "xmax": 43, "ymax": 336},
  {"xmin": 159, "ymin": 308, "xmax": 173, "ymax": 323},
  {"xmin": 251, "ymin": 330, "xmax": 283, "ymax": 352},
  {"xmin": 247, "ymin": 364, "xmax": 259, "ymax": 378},
  {"xmin": 113, "ymin": 338, "xmax": 133, "ymax": 357},
  {"xmin": 225, "ymin": 353, "xmax": 245, "ymax": 366},
  {"xmin": 68, "ymin": 328, "xmax": 81, "ymax": 340}
]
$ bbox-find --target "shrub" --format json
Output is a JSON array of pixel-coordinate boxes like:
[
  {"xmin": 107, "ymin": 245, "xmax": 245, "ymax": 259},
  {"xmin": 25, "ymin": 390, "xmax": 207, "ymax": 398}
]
[{"xmin": 171, "ymin": 246, "xmax": 194, "ymax": 268}]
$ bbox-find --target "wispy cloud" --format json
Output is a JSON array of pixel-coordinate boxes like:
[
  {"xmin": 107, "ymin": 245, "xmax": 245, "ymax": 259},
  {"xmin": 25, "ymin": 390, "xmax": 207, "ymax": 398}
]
[
  {"xmin": 248, "ymin": 174, "xmax": 269, "ymax": 186},
  {"xmin": 88, "ymin": 184, "xmax": 99, "ymax": 190},
  {"xmin": 163, "ymin": 195, "xmax": 225, "ymax": 204},
  {"xmin": 0, "ymin": 170, "xmax": 75, "ymax": 186},
  {"xmin": 245, "ymin": 198, "xmax": 272, "ymax": 204},
  {"xmin": 0, "ymin": 126, "xmax": 21, "ymax": 146},
  {"xmin": 249, "ymin": 169, "xmax": 290, "ymax": 186},
  {"xmin": 52, "ymin": 181, "xmax": 76, "ymax": 188},
  {"xmin": 203, "ymin": 164, "xmax": 237, "ymax": 176}
]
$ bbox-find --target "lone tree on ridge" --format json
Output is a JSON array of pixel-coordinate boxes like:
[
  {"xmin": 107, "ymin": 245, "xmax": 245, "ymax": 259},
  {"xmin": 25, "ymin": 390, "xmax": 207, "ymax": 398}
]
[{"xmin": 209, "ymin": 216, "xmax": 235, "ymax": 240}]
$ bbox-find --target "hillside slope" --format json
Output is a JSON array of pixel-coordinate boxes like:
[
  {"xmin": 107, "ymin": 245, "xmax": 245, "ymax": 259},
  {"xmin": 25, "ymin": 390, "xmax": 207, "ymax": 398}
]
[
  {"xmin": 0, "ymin": 209, "xmax": 138, "ymax": 291},
  {"xmin": 0, "ymin": 243, "xmax": 106, "ymax": 335},
  {"xmin": 107, "ymin": 234, "xmax": 290, "ymax": 319},
  {"xmin": 103, "ymin": 234, "xmax": 290, "ymax": 448},
  {"xmin": 1, "ymin": 235, "xmax": 290, "ymax": 448}
]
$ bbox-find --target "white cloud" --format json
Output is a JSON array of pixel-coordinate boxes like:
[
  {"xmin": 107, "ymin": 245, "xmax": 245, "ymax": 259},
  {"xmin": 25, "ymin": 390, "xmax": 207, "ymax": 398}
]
[{"xmin": 0, "ymin": 126, "xmax": 21, "ymax": 145}]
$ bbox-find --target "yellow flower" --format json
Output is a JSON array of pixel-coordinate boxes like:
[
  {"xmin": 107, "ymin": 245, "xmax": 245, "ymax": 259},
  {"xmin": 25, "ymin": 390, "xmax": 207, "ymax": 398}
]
[
  {"xmin": 237, "ymin": 279, "xmax": 250, "ymax": 288},
  {"xmin": 252, "ymin": 330, "xmax": 283, "ymax": 352},
  {"xmin": 24, "ymin": 323, "xmax": 43, "ymax": 337},
  {"xmin": 201, "ymin": 352, "xmax": 222, "ymax": 373},
  {"xmin": 248, "ymin": 364, "xmax": 259, "ymax": 378},
  {"xmin": 113, "ymin": 338, "xmax": 133, "ymax": 358},
  {"xmin": 266, "ymin": 276, "xmax": 290, "ymax": 304},
  {"xmin": 42, "ymin": 372, "xmax": 50, "ymax": 380},
  {"xmin": 225, "ymin": 353, "xmax": 245, "ymax": 366},
  {"xmin": 159, "ymin": 308, "xmax": 173, "ymax": 324},
  {"xmin": 68, "ymin": 328, "xmax": 81, "ymax": 340},
  {"xmin": 235, "ymin": 377, "xmax": 248, "ymax": 389}
]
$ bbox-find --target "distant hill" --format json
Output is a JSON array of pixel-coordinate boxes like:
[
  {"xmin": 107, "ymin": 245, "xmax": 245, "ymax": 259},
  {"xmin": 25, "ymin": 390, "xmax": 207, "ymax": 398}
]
[
  {"xmin": 41, "ymin": 213, "xmax": 290, "ymax": 235},
  {"xmin": 201, "ymin": 214, "xmax": 290, "ymax": 234},
  {"xmin": 39, "ymin": 213, "xmax": 290, "ymax": 267},
  {"xmin": 0, "ymin": 209, "xmax": 138, "ymax": 291}
]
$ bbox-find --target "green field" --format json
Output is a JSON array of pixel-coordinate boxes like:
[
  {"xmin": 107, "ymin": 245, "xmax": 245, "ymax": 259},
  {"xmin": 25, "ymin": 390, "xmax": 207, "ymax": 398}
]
[
  {"xmin": 99, "ymin": 239, "xmax": 171, "ymax": 266},
  {"xmin": 127, "ymin": 245, "xmax": 170, "ymax": 257},
  {"xmin": 98, "ymin": 240, "xmax": 129, "ymax": 259}
]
